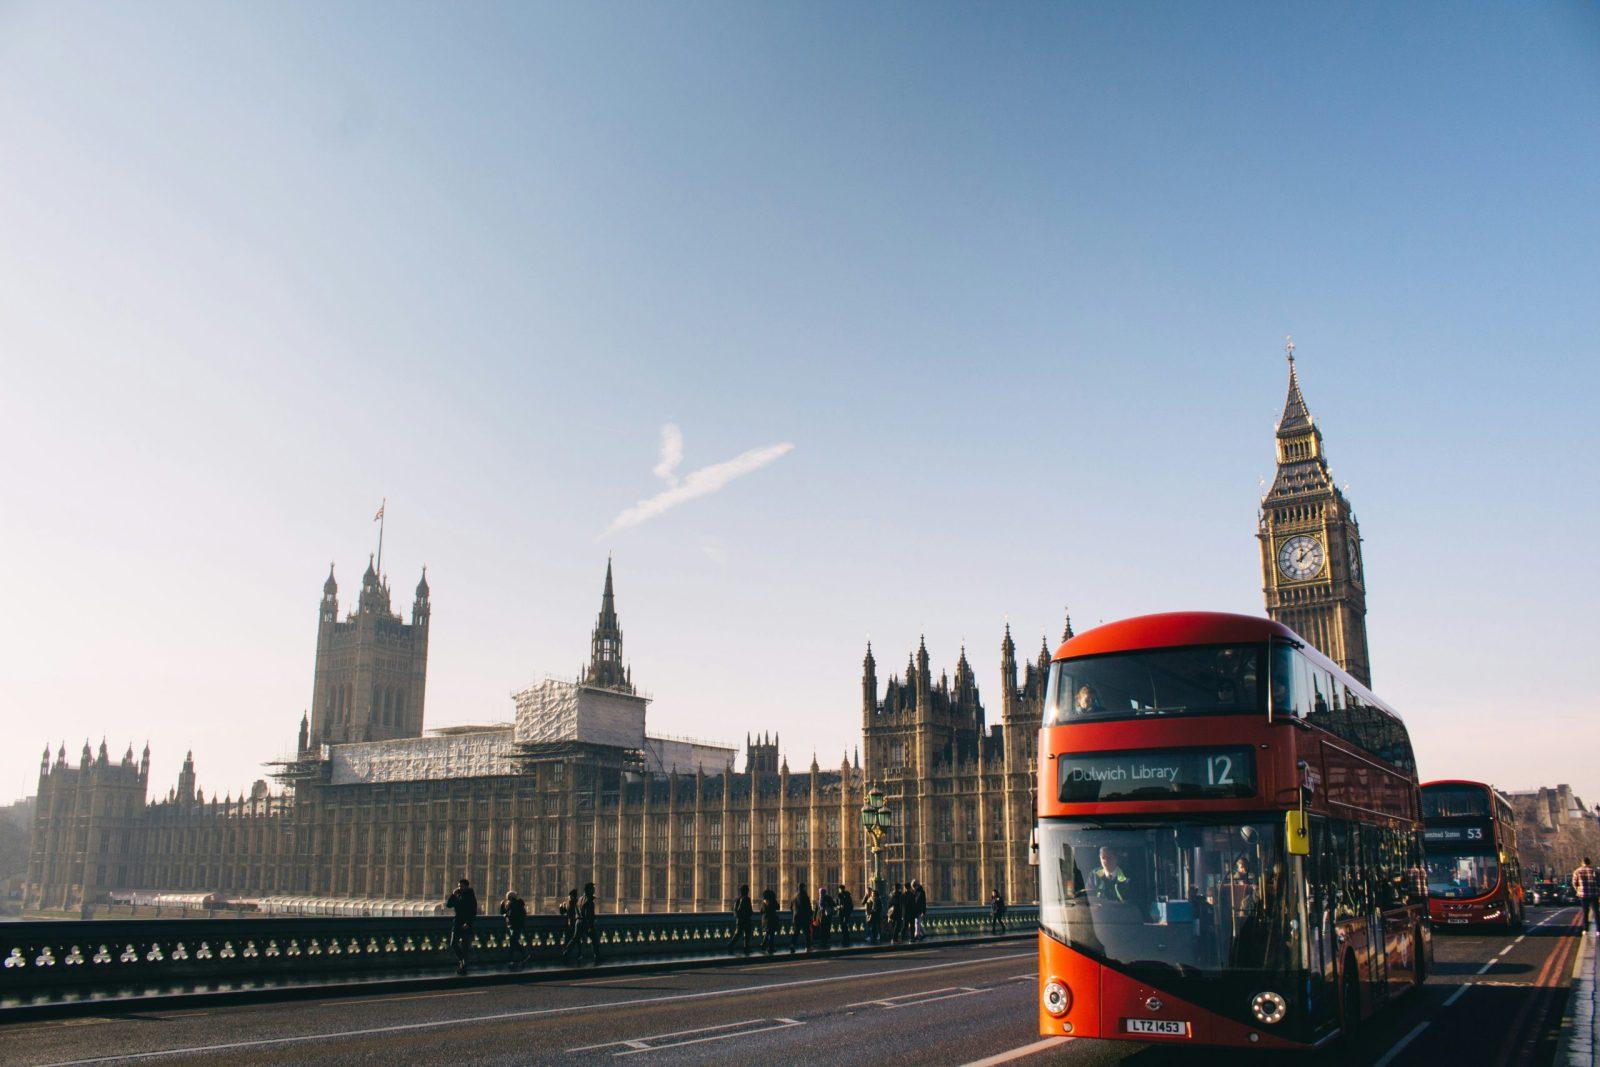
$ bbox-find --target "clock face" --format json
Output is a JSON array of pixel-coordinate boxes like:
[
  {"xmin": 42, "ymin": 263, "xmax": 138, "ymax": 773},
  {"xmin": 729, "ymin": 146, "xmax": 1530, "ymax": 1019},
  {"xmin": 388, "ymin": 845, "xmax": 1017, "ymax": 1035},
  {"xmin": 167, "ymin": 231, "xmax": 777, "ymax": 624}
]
[
  {"xmin": 1277, "ymin": 535, "xmax": 1325, "ymax": 581},
  {"xmin": 1347, "ymin": 536, "xmax": 1362, "ymax": 581}
]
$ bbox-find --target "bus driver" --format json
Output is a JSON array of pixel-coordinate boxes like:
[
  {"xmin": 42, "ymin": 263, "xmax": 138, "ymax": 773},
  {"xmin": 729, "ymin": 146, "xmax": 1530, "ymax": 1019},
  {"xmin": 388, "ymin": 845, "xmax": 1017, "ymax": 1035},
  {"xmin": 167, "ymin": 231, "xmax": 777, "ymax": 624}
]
[{"xmin": 1091, "ymin": 847, "xmax": 1130, "ymax": 903}]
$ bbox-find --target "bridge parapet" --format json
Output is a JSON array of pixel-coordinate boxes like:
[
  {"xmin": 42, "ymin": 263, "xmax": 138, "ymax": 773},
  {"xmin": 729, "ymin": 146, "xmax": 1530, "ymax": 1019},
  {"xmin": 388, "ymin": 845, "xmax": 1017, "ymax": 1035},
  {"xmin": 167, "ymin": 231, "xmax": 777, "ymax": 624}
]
[{"xmin": 0, "ymin": 905, "xmax": 1037, "ymax": 1002}]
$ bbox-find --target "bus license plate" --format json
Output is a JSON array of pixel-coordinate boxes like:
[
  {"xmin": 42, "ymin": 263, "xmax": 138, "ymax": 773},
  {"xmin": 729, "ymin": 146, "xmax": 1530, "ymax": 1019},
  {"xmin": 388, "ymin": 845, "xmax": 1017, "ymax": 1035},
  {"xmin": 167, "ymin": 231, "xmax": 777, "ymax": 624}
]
[
  {"xmin": 1125, "ymin": 1018, "xmax": 1189, "ymax": 1036},
  {"xmin": 1447, "ymin": 918, "xmax": 1468, "ymax": 924}
]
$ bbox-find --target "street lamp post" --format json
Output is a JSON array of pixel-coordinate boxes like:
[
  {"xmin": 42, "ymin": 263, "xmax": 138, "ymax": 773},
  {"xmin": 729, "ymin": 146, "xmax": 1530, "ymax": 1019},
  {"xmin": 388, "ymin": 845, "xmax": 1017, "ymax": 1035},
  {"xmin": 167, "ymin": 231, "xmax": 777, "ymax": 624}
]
[{"xmin": 860, "ymin": 785, "xmax": 892, "ymax": 896}]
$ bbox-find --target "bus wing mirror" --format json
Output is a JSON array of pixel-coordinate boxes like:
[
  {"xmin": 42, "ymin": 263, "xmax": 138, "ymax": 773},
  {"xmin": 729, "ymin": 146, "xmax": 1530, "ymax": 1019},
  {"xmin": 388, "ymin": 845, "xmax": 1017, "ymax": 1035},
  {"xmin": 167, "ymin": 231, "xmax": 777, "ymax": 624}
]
[{"xmin": 1285, "ymin": 810, "xmax": 1310, "ymax": 856}]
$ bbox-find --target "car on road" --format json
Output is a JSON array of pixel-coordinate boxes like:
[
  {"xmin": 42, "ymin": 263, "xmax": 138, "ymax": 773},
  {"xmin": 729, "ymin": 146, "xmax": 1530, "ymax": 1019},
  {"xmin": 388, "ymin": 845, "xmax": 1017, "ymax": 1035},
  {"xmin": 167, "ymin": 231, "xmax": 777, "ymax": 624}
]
[{"xmin": 1530, "ymin": 880, "xmax": 1558, "ymax": 905}]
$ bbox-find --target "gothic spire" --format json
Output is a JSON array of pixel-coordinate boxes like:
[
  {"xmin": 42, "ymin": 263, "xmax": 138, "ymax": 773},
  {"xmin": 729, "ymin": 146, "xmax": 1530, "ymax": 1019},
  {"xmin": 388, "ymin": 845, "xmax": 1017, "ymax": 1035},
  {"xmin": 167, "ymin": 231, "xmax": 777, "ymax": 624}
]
[
  {"xmin": 584, "ymin": 557, "xmax": 632, "ymax": 692},
  {"xmin": 1277, "ymin": 336, "xmax": 1314, "ymax": 435},
  {"xmin": 1062, "ymin": 608, "xmax": 1075, "ymax": 644},
  {"xmin": 323, "ymin": 562, "xmax": 337, "ymax": 596}
]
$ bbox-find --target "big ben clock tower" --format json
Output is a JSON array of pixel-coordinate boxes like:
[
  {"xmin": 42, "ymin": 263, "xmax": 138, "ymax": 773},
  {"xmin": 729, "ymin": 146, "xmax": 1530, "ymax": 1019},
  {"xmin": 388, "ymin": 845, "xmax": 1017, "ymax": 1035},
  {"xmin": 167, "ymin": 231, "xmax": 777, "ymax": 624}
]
[{"xmin": 1258, "ymin": 338, "xmax": 1372, "ymax": 686}]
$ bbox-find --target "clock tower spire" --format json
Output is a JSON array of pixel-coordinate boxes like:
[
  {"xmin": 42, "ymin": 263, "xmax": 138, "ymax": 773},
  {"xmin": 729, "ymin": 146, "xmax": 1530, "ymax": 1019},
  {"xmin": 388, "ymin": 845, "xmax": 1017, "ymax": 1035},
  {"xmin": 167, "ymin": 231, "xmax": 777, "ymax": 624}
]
[{"xmin": 1258, "ymin": 338, "xmax": 1372, "ymax": 686}]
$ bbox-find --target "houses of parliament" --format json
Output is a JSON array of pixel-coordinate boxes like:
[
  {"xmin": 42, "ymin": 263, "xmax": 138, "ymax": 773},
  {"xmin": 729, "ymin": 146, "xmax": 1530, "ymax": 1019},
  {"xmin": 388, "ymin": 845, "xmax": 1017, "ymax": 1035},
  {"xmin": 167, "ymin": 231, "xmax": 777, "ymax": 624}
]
[{"xmin": 24, "ymin": 354, "xmax": 1372, "ymax": 915}]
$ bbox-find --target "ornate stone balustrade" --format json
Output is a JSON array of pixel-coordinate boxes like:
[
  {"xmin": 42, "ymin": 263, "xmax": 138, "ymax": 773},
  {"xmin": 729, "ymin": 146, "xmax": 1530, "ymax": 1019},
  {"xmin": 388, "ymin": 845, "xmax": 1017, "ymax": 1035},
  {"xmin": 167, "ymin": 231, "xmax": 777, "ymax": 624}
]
[{"xmin": 0, "ymin": 906, "xmax": 1036, "ymax": 1000}]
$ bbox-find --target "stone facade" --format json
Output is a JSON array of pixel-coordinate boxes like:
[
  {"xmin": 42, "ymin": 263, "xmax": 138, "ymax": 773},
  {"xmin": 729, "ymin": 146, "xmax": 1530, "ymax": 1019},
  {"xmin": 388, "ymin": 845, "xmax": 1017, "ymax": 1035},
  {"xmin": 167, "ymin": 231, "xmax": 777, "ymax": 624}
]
[
  {"xmin": 25, "ymin": 564, "xmax": 1047, "ymax": 915},
  {"xmin": 1258, "ymin": 343, "xmax": 1373, "ymax": 686},
  {"xmin": 1510, "ymin": 785, "xmax": 1600, "ymax": 881}
]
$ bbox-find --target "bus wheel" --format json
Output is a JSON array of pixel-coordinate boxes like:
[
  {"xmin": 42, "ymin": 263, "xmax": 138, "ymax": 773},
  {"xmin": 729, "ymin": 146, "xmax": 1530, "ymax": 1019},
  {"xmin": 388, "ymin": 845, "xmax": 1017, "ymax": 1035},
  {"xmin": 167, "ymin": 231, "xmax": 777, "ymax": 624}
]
[
  {"xmin": 1339, "ymin": 957, "xmax": 1363, "ymax": 1039},
  {"xmin": 1414, "ymin": 926, "xmax": 1427, "ymax": 986}
]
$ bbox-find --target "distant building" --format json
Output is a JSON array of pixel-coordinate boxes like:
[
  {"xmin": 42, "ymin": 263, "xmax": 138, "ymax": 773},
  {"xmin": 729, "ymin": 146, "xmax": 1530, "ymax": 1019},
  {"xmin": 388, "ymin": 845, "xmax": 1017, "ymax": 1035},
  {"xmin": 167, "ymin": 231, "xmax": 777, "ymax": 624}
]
[
  {"xmin": 1508, "ymin": 785, "xmax": 1600, "ymax": 879},
  {"xmin": 26, "ymin": 560, "xmax": 1047, "ymax": 914}
]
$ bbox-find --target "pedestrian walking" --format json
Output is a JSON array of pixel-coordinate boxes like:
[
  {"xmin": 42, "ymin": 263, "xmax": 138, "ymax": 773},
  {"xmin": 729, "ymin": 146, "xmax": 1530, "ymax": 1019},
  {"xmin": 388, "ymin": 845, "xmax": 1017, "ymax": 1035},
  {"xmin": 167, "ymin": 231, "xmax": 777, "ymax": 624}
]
[
  {"xmin": 912, "ymin": 880, "xmax": 928, "ymax": 940},
  {"xmin": 837, "ymin": 885, "xmax": 855, "ymax": 946},
  {"xmin": 863, "ymin": 886, "xmax": 882, "ymax": 944},
  {"xmin": 816, "ymin": 887, "xmax": 836, "ymax": 948},
  {"xmin": 989, "ymin": 889, "xmax": 1006, "ymax": 935},
  {"xmin": 445, "ymin": 877, "xmax": 478, "ymax": 975},
  {"xmin": 1575, "ymin": 857, "xmax": 1599, "ymax": 934},
  {"xmin": 560, "ymin": 887, "xmax": 579, "ymax": 942},
  {"xmin": 730, "ymin": 884, "xmax": 754, "ymax": 953},
  {"xmin": 790, "ymin": 881, "xmax": 814, "ymax": 954},
  {"xmin": 561, "ymin": 882, "xmax": 602, "ymax": 964},
  {"xmin": 500, "ymin": 890, "xmax": 528, "ymax": 967},
  {"xmin": 888, "ymin": 882, "xmax": 905, "ymax": 943},
  {"xmin": 760, "ymin": 888, "xmax": 780, "ymax": 954}
]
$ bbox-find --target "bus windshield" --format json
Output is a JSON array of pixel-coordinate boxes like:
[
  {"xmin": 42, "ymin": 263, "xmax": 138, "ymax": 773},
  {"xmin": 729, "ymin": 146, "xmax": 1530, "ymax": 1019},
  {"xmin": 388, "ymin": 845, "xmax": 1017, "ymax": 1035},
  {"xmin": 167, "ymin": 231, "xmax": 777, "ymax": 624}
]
[
  {"xmin": 1422, "ymin": 786, "xmax": 1491, "ymax": 819},
  {"xmin": 1426, "ymin": 851, "xmax": 1500, "ymax": 899},
  {"xmin": 1043, "ymin": 645, "xmax": 1263, "ymax": 726},
  {"xmin": 1038, "ymin": 817, "xmax": 1298, "ymax": 978}
]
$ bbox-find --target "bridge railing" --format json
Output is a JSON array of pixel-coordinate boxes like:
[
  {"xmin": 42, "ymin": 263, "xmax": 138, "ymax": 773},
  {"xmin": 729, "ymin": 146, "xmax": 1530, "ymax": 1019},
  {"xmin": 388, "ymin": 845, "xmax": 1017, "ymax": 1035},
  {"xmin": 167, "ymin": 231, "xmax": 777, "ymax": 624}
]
[{"xmin": 0, "ymin": 905, "xmax": 1038, "ymax": 998}]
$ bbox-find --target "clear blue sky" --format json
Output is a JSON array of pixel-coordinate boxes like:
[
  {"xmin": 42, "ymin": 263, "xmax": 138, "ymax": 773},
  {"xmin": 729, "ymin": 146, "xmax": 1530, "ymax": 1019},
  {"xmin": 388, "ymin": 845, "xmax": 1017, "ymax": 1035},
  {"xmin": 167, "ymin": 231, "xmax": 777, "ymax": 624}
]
[{"xmin": 3, "ymin": 2, "xmax": 1597, "ymax": 806}]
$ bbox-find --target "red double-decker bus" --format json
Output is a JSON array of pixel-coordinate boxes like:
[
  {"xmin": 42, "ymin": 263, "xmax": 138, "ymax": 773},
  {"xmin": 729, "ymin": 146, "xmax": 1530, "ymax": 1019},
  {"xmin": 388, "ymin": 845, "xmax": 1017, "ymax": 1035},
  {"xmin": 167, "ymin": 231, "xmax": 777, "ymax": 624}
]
[
  {"xmin": 1421, "ymin": 780, "xmax": 1524, "ymax": 930},
  {"xmin": 1036, "ymin": 612, "xmax": 1430, "ymax": 1050}
]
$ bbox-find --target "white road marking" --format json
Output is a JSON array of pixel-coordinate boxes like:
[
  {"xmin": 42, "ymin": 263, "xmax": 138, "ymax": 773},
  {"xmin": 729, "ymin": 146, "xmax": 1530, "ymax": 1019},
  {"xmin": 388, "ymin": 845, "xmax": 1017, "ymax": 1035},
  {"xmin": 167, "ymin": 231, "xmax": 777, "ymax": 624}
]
[
  {"xmin": 31, "ymin": 950, "xmax": 1033, "ymax": 1066},
  {"xmin": 1372, "ymin": 1021, "xmax": 1430, "ymax": 1067},
  {"xmin": 569, "ymin": 1017, "xmax": 788, "ymax": 1052},
  {"xmin": 613, "ymin": 1018, "xmax": 802, "ymax": 1057},
  {"xmin": 1442, "ymin": 984, "xmax": 1470, "ymax": 1008},
  {"xmin": 958, "ymin": 1036, "xmax": 1072, "ymax": 1066},
  {"xmin": 844, "ymin": 985, "xmax": 990, "ymax": 1009}
]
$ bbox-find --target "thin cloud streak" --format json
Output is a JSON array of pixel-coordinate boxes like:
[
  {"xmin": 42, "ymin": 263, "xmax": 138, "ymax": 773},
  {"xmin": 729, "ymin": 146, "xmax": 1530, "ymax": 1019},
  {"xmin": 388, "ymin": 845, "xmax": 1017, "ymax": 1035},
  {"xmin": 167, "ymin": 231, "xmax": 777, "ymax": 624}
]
[
  {"xmin": 605, "ymin": 438, "xmax": 794, "ymax": 535},
  {"xmin": 652, "ymin": 423, "xmax": 684, "ymax": 486}
]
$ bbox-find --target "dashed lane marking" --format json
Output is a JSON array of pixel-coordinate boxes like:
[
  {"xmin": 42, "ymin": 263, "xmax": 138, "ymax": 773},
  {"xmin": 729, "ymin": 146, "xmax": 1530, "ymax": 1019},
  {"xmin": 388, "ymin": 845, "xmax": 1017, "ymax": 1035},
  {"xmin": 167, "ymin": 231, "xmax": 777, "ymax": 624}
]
[
  {"xmin": 568, "ymin": 1017, "xmax": 803, "ymax": 1055},
  {"xmin": 29, "ymin": 950, "xmax": 1034, "ymax": 1066},
  {"xmin": 844, "ymin": 985, "xmax": 991, "ymax": 1009},
  {"xmin": 958, "ymin": 1037, "xmax": 1073, "ymax": 1066},
  {"xmin": 1372, "ymin": 1021, "xmax": 1430, "ymax": 1067}
]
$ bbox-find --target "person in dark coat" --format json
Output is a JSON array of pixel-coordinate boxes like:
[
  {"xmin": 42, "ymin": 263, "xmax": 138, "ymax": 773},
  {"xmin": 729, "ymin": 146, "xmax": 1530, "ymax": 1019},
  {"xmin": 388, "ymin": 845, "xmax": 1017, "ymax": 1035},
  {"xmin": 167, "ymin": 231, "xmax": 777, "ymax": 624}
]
[
  {"xmin": 837, "ymin": 885, "xmax": 855, "ymax": 946},
  {"xmin": 912, "ymin": 880, "xmax": 928, "ymax": 940},
  {"xmin": 445, "ymin": 878, "xmax": 478, "ymax": 974},
  {"xmin": 790, "ymin": 882, "xmax": 814, "ymax": 954},
  {"xmin": 863, "ymin": 886, "xmax": 882, "ymax": 944},
  {"xmin": 561, "ymin": 882, "xmax": 601, "ymax": 964},
  {"xmin": 500, "ymin": 890, "xmax": 528, "ymax": 966},
  {"xmin": 560, "ymin": 888, "xmax": 579, "ymax": 941},
  {"xmin": 759, "ymin": 889, "xmax": 780, "ymax": 954},
  {"xmin": 815, "ymin": 888, "xmax": 836, "ymax": 948},
  {"xmin": 730, "ymin": 884, "xmax": 754, "ymax": 953},
  {"xmin": 989, "ymin": 889, "xmax": 1006, "ymax": 934},
  {"xmin": 888, "ymin": 883, "xmax": 905, "ymax": 943}
]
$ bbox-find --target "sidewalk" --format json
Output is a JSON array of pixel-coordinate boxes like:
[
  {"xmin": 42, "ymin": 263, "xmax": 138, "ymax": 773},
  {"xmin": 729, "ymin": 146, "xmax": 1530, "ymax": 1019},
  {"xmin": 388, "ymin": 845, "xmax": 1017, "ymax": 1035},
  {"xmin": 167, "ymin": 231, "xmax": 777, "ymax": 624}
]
[{"xmin": 1560, "ymin": 931, "xmax": 1598, "ymax": 1067}]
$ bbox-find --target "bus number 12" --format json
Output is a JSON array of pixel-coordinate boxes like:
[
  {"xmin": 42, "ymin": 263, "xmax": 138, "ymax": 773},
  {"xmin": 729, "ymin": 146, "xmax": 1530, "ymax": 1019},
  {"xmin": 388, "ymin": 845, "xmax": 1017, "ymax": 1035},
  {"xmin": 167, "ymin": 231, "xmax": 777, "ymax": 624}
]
[{"xmin": 1207, "ymin": 755, "xmax": 1235, "ymax": 786}]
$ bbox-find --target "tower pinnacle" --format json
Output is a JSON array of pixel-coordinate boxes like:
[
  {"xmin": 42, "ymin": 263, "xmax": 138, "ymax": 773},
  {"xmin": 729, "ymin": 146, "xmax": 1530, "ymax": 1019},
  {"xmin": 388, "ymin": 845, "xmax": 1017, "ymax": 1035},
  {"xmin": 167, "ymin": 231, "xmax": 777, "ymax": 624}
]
[{"xmin": 584, "ymin": 558, "xmax": 632, "ymax": 692}]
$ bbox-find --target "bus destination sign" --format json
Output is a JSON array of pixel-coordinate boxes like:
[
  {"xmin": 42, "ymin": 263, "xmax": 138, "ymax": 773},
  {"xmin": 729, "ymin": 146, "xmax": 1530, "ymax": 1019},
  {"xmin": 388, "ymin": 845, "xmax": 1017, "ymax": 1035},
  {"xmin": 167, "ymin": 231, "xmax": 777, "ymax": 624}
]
[
  {"xmin": 1058, "ymin": 747, "xmax": 1257, "ymax": 803},
  {"xmin": 1423, "ymin": 824, "xmax": 1490, "ymax": 845}
]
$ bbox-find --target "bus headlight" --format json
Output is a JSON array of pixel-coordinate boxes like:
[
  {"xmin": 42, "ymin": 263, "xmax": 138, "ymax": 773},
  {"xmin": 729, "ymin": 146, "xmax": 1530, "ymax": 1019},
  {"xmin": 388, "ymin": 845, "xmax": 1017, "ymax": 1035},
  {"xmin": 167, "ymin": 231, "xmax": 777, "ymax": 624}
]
[
  {"xmin": 1043, "ymin": 979, "xmax": 1071, "ymax": 1017},
  {"xmin": 1251, "ymin": 991, "xmax": 1287, "ymax": 1025}
]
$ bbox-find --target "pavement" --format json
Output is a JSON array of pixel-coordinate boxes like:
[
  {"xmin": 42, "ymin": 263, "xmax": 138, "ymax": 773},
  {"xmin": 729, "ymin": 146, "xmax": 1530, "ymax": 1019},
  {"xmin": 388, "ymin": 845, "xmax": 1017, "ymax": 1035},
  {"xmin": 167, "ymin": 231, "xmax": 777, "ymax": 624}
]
[
  {"xmin": 0, "ymin": 906, "xmax": 1586, "ymax": 1066},
  {"xmin": 1560, "ymin": 922, "xmax": 1598, "ymax": 1067}
]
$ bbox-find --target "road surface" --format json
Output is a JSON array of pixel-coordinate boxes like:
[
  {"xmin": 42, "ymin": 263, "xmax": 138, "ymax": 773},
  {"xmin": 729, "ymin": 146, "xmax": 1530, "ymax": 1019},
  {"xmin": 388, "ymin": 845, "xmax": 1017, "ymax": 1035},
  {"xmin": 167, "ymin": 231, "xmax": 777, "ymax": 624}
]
[{"xmin": 1, "ymin": 906, "xmax": 1581, "ymax": 1066}]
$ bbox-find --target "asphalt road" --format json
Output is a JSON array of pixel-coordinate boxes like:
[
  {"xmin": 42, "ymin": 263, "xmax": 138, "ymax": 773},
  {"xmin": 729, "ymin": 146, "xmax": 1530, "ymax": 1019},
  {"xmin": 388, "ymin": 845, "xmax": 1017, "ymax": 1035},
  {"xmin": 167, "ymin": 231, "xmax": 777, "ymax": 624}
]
[{"xmin": 1, "ymin": 906, "xmax": 1581, "ymax": 1066}]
